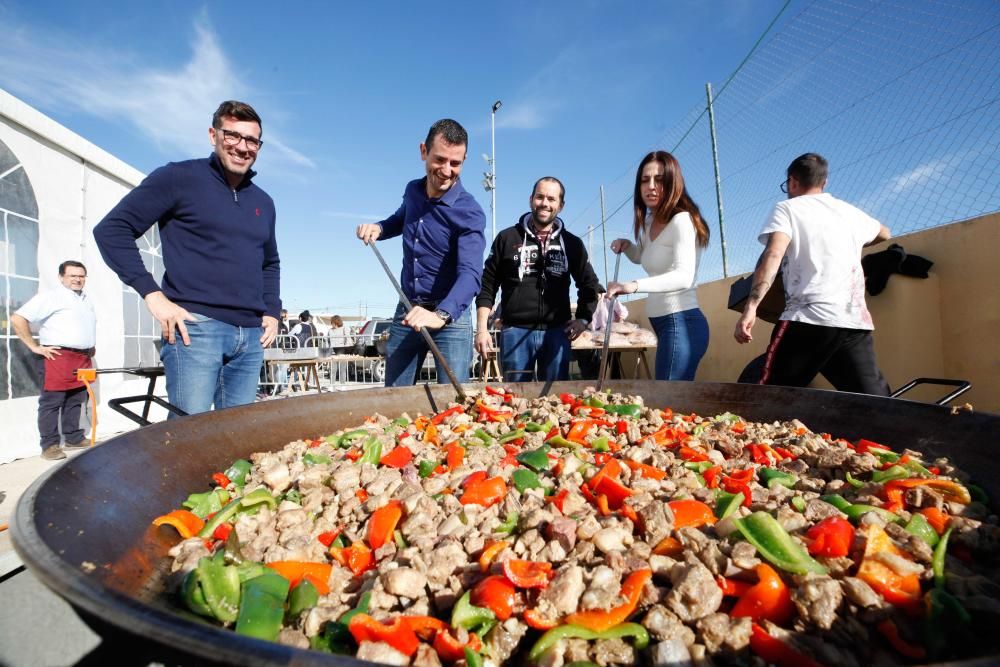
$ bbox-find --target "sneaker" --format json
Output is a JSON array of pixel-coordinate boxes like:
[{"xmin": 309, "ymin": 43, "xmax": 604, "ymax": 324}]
[
  {"xmin": 63, "ymin": 440, "xmax": 91, "ymax": 451},
  {"xmin": 41, "ymin": 446, "xmax": 67, "ymax": 461}
]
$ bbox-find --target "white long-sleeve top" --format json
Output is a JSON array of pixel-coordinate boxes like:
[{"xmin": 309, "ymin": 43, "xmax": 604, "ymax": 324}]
[{"xmin": 624, "ymin": 211, "xmax": 702, "ymax": 318}]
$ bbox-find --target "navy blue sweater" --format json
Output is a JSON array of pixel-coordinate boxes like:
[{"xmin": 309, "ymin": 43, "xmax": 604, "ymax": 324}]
[{"xmin": 94, "ymin": 155, "xmax": 281, "ymax": 327}]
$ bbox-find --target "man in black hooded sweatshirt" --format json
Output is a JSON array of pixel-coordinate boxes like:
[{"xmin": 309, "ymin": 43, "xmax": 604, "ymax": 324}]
[{"xmin": 475, "ymin": 177, "xmax": 603, "ymax": 381}]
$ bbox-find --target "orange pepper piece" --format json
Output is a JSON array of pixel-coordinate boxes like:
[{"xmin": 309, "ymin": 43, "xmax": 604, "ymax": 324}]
[
  {"xmin": 266, "ymin": 561, "xmax": 332, "ymax": 595},
  {"xmin": 856, "ymin": 524, "xmax": 922, "ymax": 607},
  {"xmin": 667, "ymin": 499, "xmax": 717, "ymax": 529},
  {"xmin": 919, "ymin": 507, "xmax": 949, "ymax": 534},
  {"xmin": 623, "ymin": 460, "xmax": 666, "ymax": 481},
  {"xmin": 565, "ymin": 569, "xmax": 652, "ymax": 632},
  {"xmin": 348, "ymin": 614, "xmax": 419, "ymax": 656},
  {"xmin": 367, "ymin": 500, "xmax": 404, "ymax": 550},
  {"xmin": 470, "ymin": 575, "xmax": 517, "ymax": 620},
  {"xmin": 652, "ymin": 536, "xmax": 684, "ymax": 557},
  {"xmin": 479, "ymin": 540, "xmax": 510, "ymax": 572},
  {"xmin": 460, "ymin": 476, "xmax": 508, "ymax": 507},
  {"xmin": 446, "ymin": 443, "xmax": 465, "ymax": 471},
  {"xmin": 503, "ymin": 559, "xmax": 553, "ymax": 588},
  {"xmin": 731, "ymin": 563, "xmax": 794, "ymax": 624},
  {"xmin": 151, "ymin": 509, "xmax": 205, "ymax": 539},
  {"xmin": 379, "ymin": 446, "xmax": 413, "ymax": 468}
]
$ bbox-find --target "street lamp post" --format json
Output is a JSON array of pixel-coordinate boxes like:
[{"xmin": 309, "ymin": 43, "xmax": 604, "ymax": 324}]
[{"xmin": 482, "ymin": 100, "xmax": 502, "ymax": 240}]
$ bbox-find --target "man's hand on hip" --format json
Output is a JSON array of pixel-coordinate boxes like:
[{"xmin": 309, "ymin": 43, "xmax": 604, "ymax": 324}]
[
  {"xmin": 564, "ymin": 319, "xmax": 587, "ymax": 341},
  {"xmin": 260, "ymin": 316, "xmax": 279, "ymax": 347},
  {"xmin": 403, "ymin": 306, "xmax": 445, "ymax": 332},
  {"xmin": 33, "ymin": 344, "xmax": 62, "ymax": 361},
  {"xmin": 475, "ymin": 330, "xmax": 495, "ymax": 358},
  {"xmin": 144, "ymin": 291, "xmax": 194, "ymax": 345},
  {"xmin": 356, "ymin": 224, "xmax": 382, "ymax": 245}
]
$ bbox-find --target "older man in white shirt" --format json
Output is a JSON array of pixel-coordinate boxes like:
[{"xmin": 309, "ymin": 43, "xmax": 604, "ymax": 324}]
[{"xmin": 12, "ymin": 260, "xmax": 97, "ymax": 460}]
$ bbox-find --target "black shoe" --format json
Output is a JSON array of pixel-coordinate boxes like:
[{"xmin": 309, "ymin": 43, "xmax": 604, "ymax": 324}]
[
  {"xmin": 63, "ymin": 440, "xmax": 91, "ymax": 451},
  {"xmin": 41, "ymin": 446, "xmax": 67, "ymax": 461}
]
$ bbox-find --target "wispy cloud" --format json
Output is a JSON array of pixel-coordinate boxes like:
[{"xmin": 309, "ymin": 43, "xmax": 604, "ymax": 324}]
[
  {"xmin": 495, "ymin": 103, "xmax": 547, "ymax": 130},
  {"xmin": 888, "ymin": 157, "xmax": 951, "ymax": 194},
  {"xmin": 0, "ymin": 15, "xmax": 314, "ymax": 170}
]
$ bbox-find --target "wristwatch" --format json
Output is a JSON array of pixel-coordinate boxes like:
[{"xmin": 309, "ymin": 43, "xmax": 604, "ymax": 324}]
[{"xmin": 434, "ymin": 309, "xmax": 453, "ymax": 325}]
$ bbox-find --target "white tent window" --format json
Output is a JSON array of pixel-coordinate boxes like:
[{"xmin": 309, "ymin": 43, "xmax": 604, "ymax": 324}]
[
  {"xmin": 122, "ymin": 227, "xmax": 164, "ymax": 367},
  {"xmin": 0, "ymin": 137, "xmax": 41, "ymax": 401}
]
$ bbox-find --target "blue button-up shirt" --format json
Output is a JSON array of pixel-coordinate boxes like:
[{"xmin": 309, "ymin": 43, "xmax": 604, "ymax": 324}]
[{"xmin": 378, "ymin": 177, "xmax": 486, "ymax": 320}]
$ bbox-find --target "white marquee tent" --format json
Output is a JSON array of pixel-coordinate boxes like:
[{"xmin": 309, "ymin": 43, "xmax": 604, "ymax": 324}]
[{"xmin": 0, "ymin": 88, "xmax": 174, "ymax": 463}]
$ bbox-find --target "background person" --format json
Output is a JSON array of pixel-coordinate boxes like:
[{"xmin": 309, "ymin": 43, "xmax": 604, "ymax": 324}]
[
  {"xmin": 608, "ymin": 151, "xmax": 710, "ymax": 381},
  {"xmin": 94, "ymin": 100, "xmax": 281, "ymax": 415},
  {"xmin": 734, "ymin": 152, "xmax": 891, "ymax": 394},
  {"xmin": 11, "ymin": 261, "xmax": 96, "ymax": 461},
  {"xmin": 475, "ymin": 177, "xmax": 602, "ymax": 382},
  {"xmin": 356, "ymin": 119, "xmax": 486, "ymax": 386}
]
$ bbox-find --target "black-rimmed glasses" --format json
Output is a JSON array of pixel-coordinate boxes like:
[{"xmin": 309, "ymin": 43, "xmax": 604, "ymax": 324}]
[
  {"xmin": 220, "ymin": 129, "xmax": 263, "ymax": 151},
  {"xmin": 779, "ymin": 178, "xmax": 789, "ymax": 193}
]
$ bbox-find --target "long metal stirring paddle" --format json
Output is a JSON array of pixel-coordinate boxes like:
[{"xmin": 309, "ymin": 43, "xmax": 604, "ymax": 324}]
[
  {"xmin": 596, "ymin": 251, "xmax": 623, "ymax": 392},
  {"xmin": 368, "ymin": 242, "xmax": 467, "ymax": 400}
]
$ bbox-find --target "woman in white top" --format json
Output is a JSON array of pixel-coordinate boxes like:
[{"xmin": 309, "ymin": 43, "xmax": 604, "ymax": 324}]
[{"xmin": 608, "ymin": 151, "xmax": 710, "ymax": 381}]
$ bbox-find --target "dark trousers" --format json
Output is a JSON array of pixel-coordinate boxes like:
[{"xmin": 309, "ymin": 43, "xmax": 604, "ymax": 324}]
[
  {"xmin": 760, "ymin": 320, "xmax": 890, "ymax": 396},
  {"xmin": 36, "ymin": 357, "xmax": 88, "ymax": 449}
]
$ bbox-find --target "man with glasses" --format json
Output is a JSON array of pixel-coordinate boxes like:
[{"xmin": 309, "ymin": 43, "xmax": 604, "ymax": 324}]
[
  {"xmin": 734, "ymin": 153, "xmax": 892, "ymax": 395},
  {"xmin": 95, "ymin": 100, "xmax": 281, "ymax": 415},
  {"xmin": 12, "ymin": 261, "xmax": 96, "ymax": 460}
]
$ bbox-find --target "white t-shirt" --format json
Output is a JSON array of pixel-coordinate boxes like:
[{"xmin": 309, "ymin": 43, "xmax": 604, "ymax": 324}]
[
  {"xmin": 15, "ymin": 285, "xmax": 97, "ymax": 348},
  {"xmin": 624, "ymin": 211, "xmax": 703, "ymax": 318},
  {"xmin": 759, "ymin": 192, "xmax": 880, "ymax": 330}
]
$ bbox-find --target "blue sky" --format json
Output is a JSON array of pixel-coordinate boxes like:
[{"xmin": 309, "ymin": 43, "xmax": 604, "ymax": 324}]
[{"xmin": 0, "ymin": 0, "xmax": 794, "ymax": 317}]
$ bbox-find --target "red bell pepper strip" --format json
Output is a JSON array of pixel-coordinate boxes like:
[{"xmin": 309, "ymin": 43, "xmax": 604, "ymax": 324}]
[
  {"xmin": 503, "ymin": 559, "xmax": 553, "ymax": 589},
  {"xmin": 522, "ymin": 607, "xmax": 560, "ymax": 630},
  {"xmin": 355, "ymin": 489, "xmax": 369, "ymax": 502},
  {"xmin": 461, "ymin": 476, "xmax": 508, "ymax": 507},
  {"xmin": 212, "ymin": 522, "xmax": 233, "ymax": 542},
  {"xmin": 678, "ymin": 446, "xmax": 709, "ymax": 463},
  {"xmin": 499, "ymin": 444, "xmax": 521, "ymax": 468},
  {"xmin": 616, "ymin": 420, "xmax": 628, "ymax": 436},
  {"xmin": 591, "ymin": 476, "xmax": 633, "ymax": 510},
  {"xmin": 856, "ymin": 524, "xmax": 921, "ymax": 607},
  {"xmin": 433, "ymin": 628, "xmax": 482, "ymax": 662},
  {"xmin": 470, "ymin": 575, "xmax": 518, "ymax": 620},
  {"xmin": 379, "ymin": 446, "xmax": 414, "ymax": 468},
  {"xmin": 445, "ymin": 443, "xmax": 466, "ymax": 471},
  {"xmin": 345, "ymin": 448, "xmax": 362, "ymax": 462},
  {"xmin": 401, "ymin": 615, "xmax": 449, "ymax": 640},
  {"xmin": 856, "ymin": 438, "xmax": 892, "ymax": 454},
  {"xmin": 475, "ymin": 400, "xmax": 514, "ymax": 422},
  {"xmin": 919, "ymin": 507, "xmax": 949, "ymax": 534},
  {"xmin": 772, "ymin": 446, "xmax": 796, "ymax": 460},
  {"xmin": 152, "ymin": 509, "xmax": 206, "ymax": 539},
  {"xmin": 587, "ymin": 458, "xmax": 623, "ymax": 491},
  {"xmin": 317, "ymin": 528, "xmax": 343, "ymax": 547},
  {"xmin": 667, "ymin": 499, "xmax": 716, "ymax": 529},
  {"xmin": 462, "ymin": 470, "xmax": 488, "ymax": 488},
  {"xmin": 594, "ymin": 452, "xmax": 611, "ymax": 466},
  {"xmin": 367, "ymin": 500, "xmax": 404, "ymax": 550},
  {"xmin": 485, "ymin": 385, "xmax": 514, "ymax": 401},
  {"xmin": 478, "ymin": 540, "xmax": 509, "ymax": 572},
  {"xmin": 624, "ymin": 460, "xmax": 666, "ymax": 481},
  {"xmin": 212, "ymin": 472, "xmax": 231, "ymax": 488},
  {"xmin": 716, "ymin": 575, "xmax": 752, "ymax": 598},
  {"xmin": 703, "ymin": 465, "xmax": 723, "ymax": 489},
  {"xmin": 645, "ymin": 426, "xmax": 690, "ymax": 447},
  {"xmin": 348, "ymin": 614, "xmax": 420, "ymax": 656},
  {"xmin": 883, "ymin": 478, "xmax": 971, "ymax": 505},
  {"xmin": 564, "ymin": 569, "xmax": 652, "ymax": 632},
  {"xmin": 731, "ymin": 421, "xmax": 746, "ymax": 434},
  {"xmin": 545, "ymin": 489, "xmax": 570, "ymax": 513},
  {"xmin": 559, "ymin": 392, "xmax": 581, "ymax": 409},
  {"xmin": 806, "ymin": 516, "xmax": 855, "ymax": 558},
  {"xmin": 432, "ymin": 405, "xmax": 465, "ymax": 425},
  {"xmin": 330, "ymin": 541, "xmax": 374, "ymax": 576},
  {"xmin": 876, "ymin": 619, "xmax": 926, "ymax": 660},
  {"xmin": 731, "ymin": 563, "xmax": 794, "ymax": 624},
  {"xmin": 749, "ymin": 623, "xmax": 822, "ymax": 667},
  {"xmin": 266, "ymin": 561, "xmax": 332, "ymax": 595}
]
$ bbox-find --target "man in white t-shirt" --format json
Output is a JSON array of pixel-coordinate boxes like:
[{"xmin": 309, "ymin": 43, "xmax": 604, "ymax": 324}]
[
  {"xmin": 734, "ymin": 153, "xmax": 892, "ymax": 395},
  {"xmin": 11, "ymin": 261, "xmax": 97, "ymax": 460}
]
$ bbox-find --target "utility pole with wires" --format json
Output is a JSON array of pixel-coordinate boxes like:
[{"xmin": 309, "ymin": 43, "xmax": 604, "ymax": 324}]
[
  {"xmin": 705, "ymin": 82, "xmax": 729, "ymax": 277},
  {"xmin": 599, "ymin": 185, "xmax": 608, "ymax": 286},
  {"xmin": 482, "ymin": 100, "xmax": 502, "ymax": 241}
]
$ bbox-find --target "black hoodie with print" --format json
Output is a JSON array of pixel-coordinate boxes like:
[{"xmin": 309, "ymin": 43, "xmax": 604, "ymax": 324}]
[{"xmin": 476, "ymin": 214, "xmax": 604, "ymax": 329}]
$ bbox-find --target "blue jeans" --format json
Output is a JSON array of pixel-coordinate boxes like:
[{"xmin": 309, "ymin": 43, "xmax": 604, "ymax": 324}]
[
  {"xmin": 160, "ymin": 313, "xmax": 264, "ymax": 415},
  {"xmin": 384, "ymin": 303, "xmax": 472, "ymax": 387},
  {"xmin": 500, "ymin": 326, "xmax": 571, "ymax": 382},
  {"xmin": 648, "ymin": 308, "xmax": 709, "ymax": 381}
]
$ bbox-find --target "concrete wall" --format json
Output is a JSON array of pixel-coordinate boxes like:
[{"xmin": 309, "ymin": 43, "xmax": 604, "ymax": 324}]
[{"xmin": 620, "ymin": 212, "xmax": 1000, "ymax": 413}]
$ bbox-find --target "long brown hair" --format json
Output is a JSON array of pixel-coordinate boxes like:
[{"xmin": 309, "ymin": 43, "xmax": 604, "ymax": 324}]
[{"xmin": 632, "ymin": 151, "xmax": 710, "ymax": 248}]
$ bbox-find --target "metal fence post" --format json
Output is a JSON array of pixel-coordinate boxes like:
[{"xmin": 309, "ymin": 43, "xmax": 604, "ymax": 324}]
[
  {"xmin": 705, "ymin": 82, "xmax": 729, "ymax": 277},
  {"xmin": 600, "ymin": 185, "xmax": 608, "ymax": 286}
]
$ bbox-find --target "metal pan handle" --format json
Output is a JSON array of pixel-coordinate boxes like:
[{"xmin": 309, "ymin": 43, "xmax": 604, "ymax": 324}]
[{"xmin": 891, "ymin": 377, "xmax": 971, "ymax": 406}]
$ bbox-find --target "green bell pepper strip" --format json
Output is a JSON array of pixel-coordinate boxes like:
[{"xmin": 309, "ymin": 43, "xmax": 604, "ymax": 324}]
[
  {"xmin": 283, "ymin": 489, "xmax": 302, "ymax": 504},
  {"xmin": 224, "ymin": 459, "xmax": 252, "ymax": 487},
  {"xmin": 790, "ymin": 495, "xmax": 807, "ymax": 512},
  {"xmin": 605, "ymin": 404, "xmax": 642, "ymax": 417},
  {"xmin": 967, "ymin": 483, "xmax": 989, "ymax": 504},
  {"xmin": 528, "ymin": 623, "xmax": 650, "ymax": 662},
  {"xmin": 359, "ymin": 436, "xmax": 382, "ymax": 465},
  {"xmin": 516, "ymin": 444, "xmax": 552, "ymax": 471},
  {"xmin": 525, "ymin": 421, "xmax": 554, "ymax": 433},
  {"xmin": 844, "ymin": 471, "xmax": 865, "ymax": 488},
  {"xmin": 715, "ymin": 491, "xmax": 745, "ymax": 520},
  {"xmin": 235, "ymin": 561, "xmax": 267, "ymax": 582},
  {"xmin": 303, "ymin": 452, "xmax": 332, "ymax": 465},
  {"xmin": 472, "ymin": 428, "xmax": 494, "ymax": 444},
  {"xmin": 391, "ymin": 417, "xmax": 410, "ymax": 427},
  {"xmin": 197, "ymin": 487, "xmax": 278, "ymax": 538},
  {"xmin": 692, "ymin": 424, "xmax": 708, "ymax": 437},
  {"xmin": 451, "ymin": 590, "xmax": 496, "ymax": 633},
  {"xmin": 585, "ymin": 396, "xmax": 606, "ymax": 408},
  {"xmin": 512, "ymin": 469, "xmax": 542, "ymax": 493},
  {"xmin": 464, "ymin": 648, "xmax": 485, "ymax": 667},
  {"xmin": 189, "ymin": 556, "xmax": 242, "ymax": 623},
  {"xmin": 733, "ymin": 511, "xmax": 828, "ymax": 575},
  {"xmin": 546, "ymin": 435, "xmax": 578, "ymax": 449},
  {"xmin": 869, "ymin": 448, "xmax": 900, "ymax": 464},
  {"xmin": 182, "ymin": 488, "xmax": 230, "ymax": 519},
  {"xmin": 590, "ymin": 436, "xmax": 611, "ymax": 452},
  {"xmin": 924, "ymin": 587, "xmax": 973, "ymax": 659},
  {"xmin": 905, "ymin": 513, "xmax": 940, "ymax": 547},
  {"xmin": 181, "ymin": 568, "xmax": 214, "ymax": 618},
  {"xmin": 393, "ymin": 529, "xmax": 408, "ymax": 549},
  {"xmin": 313, "ymin": 590, "xmax": 372, "ymax": 653},
  {"xmin": 500, "ymin": 428, "xmax": 526, "ymax": 444},
  {"xmin": 287, "ymin": 578, "xmax": 320, "ymax": 618},
  {"xmin": 335, "ymin": 429, "xmax": 370, "ymax": 448},
  {"xmin": 495, "ymin": 512, "xmax": 519, "ymax": 535},
  {"xmin": 235, "ymin": 572, "xmax": 290, "ymax": 641},
  {"xmin": 820, "ymin": 494, "xmax": 900, "ymax": 524},
  {"xmin": 331, "ymin": 533, "xmax": 349, "ymax": 549},
  {"xmin": 713, "ymin": 412, "xmax": 743, "ymax": 424},
  {"xmin": 683, "ymin": 461, "xmax": 713, "ymax": 473},
  {"xmin": 902, "ymin": 459, "xmax": 933, "ymax": 478},
  {"xmin": 759, "ymin": 467, "xmax": 797, "ymax": 490},
  {"xmin": 933, "ymin": 527, "xmax": 952, "ymax": 588},
  {"xmin": 418, "ymin": 459, "xmax": 440, "ymax": 478},
  {"xmin": 871, "ymin": 465, "xmax": 910, "ymax": 484}
]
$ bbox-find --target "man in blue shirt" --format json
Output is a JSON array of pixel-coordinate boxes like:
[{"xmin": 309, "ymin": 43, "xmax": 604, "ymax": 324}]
[
  {"xmin": 357, "ymin": 119, "xmax": 486, "ymax": 386},
  {"xmin": 94, "ymin": 100, "xmax": 280, "ymax": 415}
]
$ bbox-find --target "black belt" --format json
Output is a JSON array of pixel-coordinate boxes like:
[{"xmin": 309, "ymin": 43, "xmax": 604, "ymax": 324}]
[{"xmin": 54, "ymin": 346, "xmax": 92, "ymax": 353}]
